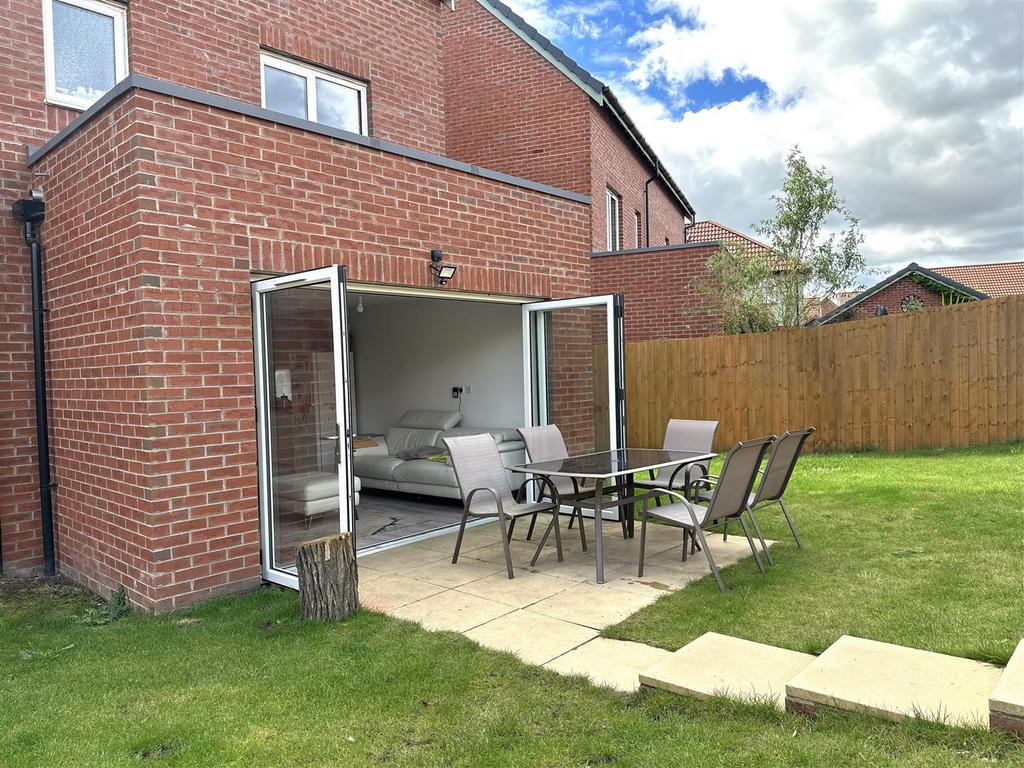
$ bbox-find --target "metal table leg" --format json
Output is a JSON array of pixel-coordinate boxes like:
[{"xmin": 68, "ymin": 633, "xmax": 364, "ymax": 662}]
[
  {"xmin": 625, "ymin": 475, "xmax": 635, "ymax": 538},
  {"xmin": 594, "ymin": 485, "xmax": 604, "ymax": 583}
]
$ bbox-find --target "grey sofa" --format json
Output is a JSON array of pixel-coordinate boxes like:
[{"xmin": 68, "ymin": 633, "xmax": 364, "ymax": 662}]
[{"xmin": 353, "ymin": 409, "xmax": 526, "ymax": 500}]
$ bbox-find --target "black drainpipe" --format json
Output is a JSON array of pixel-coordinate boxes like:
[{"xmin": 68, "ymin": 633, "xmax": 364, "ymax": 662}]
[
  {"xmin": 12, "ymin": 193, "xmax": 56, "ymax": 578},
  {"xmin": 643, "ymin": 159, "xmax": 658, "ymax": 248}
]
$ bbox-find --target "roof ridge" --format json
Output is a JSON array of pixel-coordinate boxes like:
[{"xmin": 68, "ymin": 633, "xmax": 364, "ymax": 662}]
[{"xmin": 932, "ymin": 260, "xmax": 1024, "ymax": 269}]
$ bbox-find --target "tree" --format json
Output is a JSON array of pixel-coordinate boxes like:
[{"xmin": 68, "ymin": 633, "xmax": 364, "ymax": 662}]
[
  {"xmin": 694, "ymin": 147, "xmax": 866, "ymax": 334},
  {"xmin": 755, "ymin": 147, "xmax": 865, "ymax": 326}
]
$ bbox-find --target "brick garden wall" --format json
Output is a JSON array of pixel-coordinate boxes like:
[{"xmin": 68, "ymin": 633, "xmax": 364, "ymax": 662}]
[
  {"xmin": 592, "ymin": 244, "xmax": 722, "ymax": 342},
  {"xmin": 26, "ymin": 87, "xmax": 591, "ymax": 610}
]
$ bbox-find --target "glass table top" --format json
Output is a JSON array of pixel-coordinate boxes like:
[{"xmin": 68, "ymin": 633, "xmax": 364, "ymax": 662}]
[{"xmin": 510, "ymin": 449, "xmax": 715, "ymax": 479}]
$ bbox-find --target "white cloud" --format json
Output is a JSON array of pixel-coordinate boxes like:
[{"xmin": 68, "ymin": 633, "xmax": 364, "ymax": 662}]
[{"xmin": 505, "ymin": 0, "xmax": 1024, "ymax": 277}]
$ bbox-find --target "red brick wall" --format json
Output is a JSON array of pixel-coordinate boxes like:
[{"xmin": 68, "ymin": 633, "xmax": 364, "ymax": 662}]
[
  {"xmin": 129, "ymin": 0, "xmax": 446, "ymax": 152},
  {"xmin": 839, "ymin": 275, "xmax": 945, "ymax": 322},
  {"xmin": 592, "ymin": 245, "xmax": 722, "ymax": 342},
  {"xmin": 442, "ymin": 0, "xmax": 591, "ymax": 195},
  {"xmin": 590, "ymin": 105, "xmax": 687, "ymax": 252},
  {"xmin": 26, "ymin": 88, "xmax": 590, "ymax": 610}
]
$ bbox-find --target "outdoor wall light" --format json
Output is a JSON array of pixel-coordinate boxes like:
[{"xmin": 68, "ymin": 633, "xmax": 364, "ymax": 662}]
[{"xmin": 429, "ymin": 249, "xmax": 458, "ymax": 286}]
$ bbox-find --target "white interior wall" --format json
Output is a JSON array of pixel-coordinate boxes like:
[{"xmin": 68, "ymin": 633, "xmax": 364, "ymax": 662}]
[{"xmin": 348, "ymin": 296, "xmax": 525, "ymax": 434}]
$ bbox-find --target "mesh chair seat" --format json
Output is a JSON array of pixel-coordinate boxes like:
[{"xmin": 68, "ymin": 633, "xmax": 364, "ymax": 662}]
[
  {"xmin": 468, "ymin": 498, "xmax": 560, "ymax": 519},
  {"xmin": 635, "ymin": 467, "xmax": 707, "ymax": 491},
  {"xmin": 644, "ymin": 501, "xmax": 710, "ymax": 528}
]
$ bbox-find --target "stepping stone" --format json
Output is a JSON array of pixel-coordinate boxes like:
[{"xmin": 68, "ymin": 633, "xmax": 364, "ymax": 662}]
[
  {"xmin": 545, "ymin": 637, "xmax": 671, "ymax": 693},
  {"xmin": 639, "ymin": 631, "xmax": 815, "ymax": 709},
  {"xmin": 785, "ymin": 635, "xmax": 1003, "ymax": 728},
  {"xmin": 990, "ymin": 639, "xmax": 1024, "ymax": 737}
]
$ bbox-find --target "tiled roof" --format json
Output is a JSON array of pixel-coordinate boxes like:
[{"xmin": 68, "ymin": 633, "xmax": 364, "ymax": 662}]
[
  {"xmin": 685, "ymin": 220, "xmax": 770, "ymax": 254},
  {"xmin": 931, "ymin": 261, "xmax": 1024, "ymax": 298}
]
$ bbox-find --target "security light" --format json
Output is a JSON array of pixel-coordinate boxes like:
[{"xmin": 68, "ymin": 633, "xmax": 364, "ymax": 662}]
[{"xmin": 429, "ymin": 249, "xmax": 458, "ymax": 286}]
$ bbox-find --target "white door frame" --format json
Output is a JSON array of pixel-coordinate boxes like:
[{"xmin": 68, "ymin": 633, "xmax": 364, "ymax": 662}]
[
  {"xmin": 252, "ymin": 266, "xmax": 354, "ymax": 589},
  {"xmin": 522, "ymin": 294, "xmax": 625, "ymax": 452}
]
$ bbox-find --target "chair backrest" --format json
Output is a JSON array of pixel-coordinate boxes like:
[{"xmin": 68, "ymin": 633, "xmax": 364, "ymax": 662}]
[
  {"xmin": 752, "ymin": 428, "xmax": 815, "ymax": 504},
  {"xmin": 517, "ymin": 425, "xmax": 569, "ymax": 463},
  {"xmin": 663, "ymin": 419, "xmax": 718, "ymax": 472},
  {"xmin": 443, "ymin": 433, "xmax": 514, "ymax": 511},
  {"xmin": 705, "ymin": 436, "xmax": 774, "ymax": 524}
]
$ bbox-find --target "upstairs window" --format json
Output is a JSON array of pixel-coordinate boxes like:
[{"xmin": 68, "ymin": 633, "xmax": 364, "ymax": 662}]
[
  {"xmin": 260, "ymin": 52, "xmax": 368, "ymax": 135},
  {"xmin": 634, "ymin": 211, "xmax": 642, "ymax": 248},
  {"xmin": 42, "ymin": 0, "xmax": 128, "ymax": 110},
  {"xmin": 605, "ymin": 188, "xmax": 621, "ymax": 251}
]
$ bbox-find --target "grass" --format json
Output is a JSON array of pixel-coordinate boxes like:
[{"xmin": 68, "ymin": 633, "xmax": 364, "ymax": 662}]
[
  {"xmin": 1, "ymin": 443, "xmax": 1022, "ymax": 766},
  {"xmin": 2, "ymin": 579, "xmax": 1021, "ymax": 768},
  {"xmin": 608, "ymin": 442, "xmax": 1024, "ymax": 665}
]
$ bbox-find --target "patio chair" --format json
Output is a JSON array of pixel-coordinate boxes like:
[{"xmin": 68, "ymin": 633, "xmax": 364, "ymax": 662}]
[
  {"xmin": 638, "ymin": 436, "xmax": 773, "ymax": 593},
  {"xmin": 744, "ymin": 427, "xmax": 815, "ymax": 563},
  {"xmin": 634, "ymin": 419, "xmax": 718, "ymax": 503},
  {"xmin": 444, "ymin": 433, "xmax": 564, "ymax": 579},
  {"xmin": 517, "ymin": 425, "xmax": 598, "ymax": 552}
]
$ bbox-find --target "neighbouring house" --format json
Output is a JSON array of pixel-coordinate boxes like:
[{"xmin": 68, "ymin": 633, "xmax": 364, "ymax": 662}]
[
  {"xmin": 0, "ymin": 0, "xmax": 699, "ymax": 609},
  {"xmin": 814, "ymin": 261, "xmax": 1024, "ymax": 325}
]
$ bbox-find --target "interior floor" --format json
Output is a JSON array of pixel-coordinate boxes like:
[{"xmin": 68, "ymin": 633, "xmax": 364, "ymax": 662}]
[{"xmin": 356, "ymin": 489, "xmax": 465, "ymax": 550}]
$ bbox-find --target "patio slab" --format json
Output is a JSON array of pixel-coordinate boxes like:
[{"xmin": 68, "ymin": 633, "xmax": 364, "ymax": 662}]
[
  {"xmin": 359, "ymin": 545, "xmax": 449, "ymax": 572},
  {"xmin": 358, "ymin": 573, "xmax": 446, "ymax": 612},
  {"xmin": 990, "ymin": 639, "xmax": 1024, "ymax": 736},
  {"xmin": 464, "ymin": 609, "xmax": 598, "ymax": 665},
  {"xmin": 545, "ymin": 637, "xmax": 671, "ymax": 693},
  {"xmin": 405, "ymin": 556, "xmax": 505, "ymax": 588},
  {"xmin": 389, "ymin": 589, "xmax": 514, "ymax": 633},
  {"xmin": 639, "ymin": 632, "xmax": 815, "ymax": 709},
  {"xmin": 526, "ymin": 582, "xmax": 661, "ymax": 630},
  {"xmin": 785, "ymin": 635, "xmax": 1003, "ymax": 728},
  {"xmin": 456, "ymin": 570, "xmax": 573, "ymax": 609}
]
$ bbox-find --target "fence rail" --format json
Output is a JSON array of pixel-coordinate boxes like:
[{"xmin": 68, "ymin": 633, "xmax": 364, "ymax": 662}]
[{"xmin": 624, "ymin": 295, "xmax": 1023, "ymax": 452}]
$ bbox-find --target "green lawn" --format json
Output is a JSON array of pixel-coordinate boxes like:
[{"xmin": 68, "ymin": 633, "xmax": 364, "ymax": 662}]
[
  {"xmin": 1, "ymin": 443, "xmax": 1022, "ymax": 767},
  {"xmin": 609, "ymin": 442, "xmax": 1024, "ymax": 665}
]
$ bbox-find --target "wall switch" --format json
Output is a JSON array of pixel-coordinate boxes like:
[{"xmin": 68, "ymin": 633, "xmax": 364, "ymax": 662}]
[{"xmin": 462, "ymin": 385, "xmax": 472, "ymax": 395}]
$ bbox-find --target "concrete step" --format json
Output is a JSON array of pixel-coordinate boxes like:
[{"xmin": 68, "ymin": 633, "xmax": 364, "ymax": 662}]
[
  {"xmin": 989, "ymin": 639, "xmax": 1024, "ymax": 737},
  {"xmin": 639, "ymin": 631, "xmax": 816, "ymax": 709},
  {"xmin": 785, "ymin": 635, "xmax": 1003, "ymax": 728}
]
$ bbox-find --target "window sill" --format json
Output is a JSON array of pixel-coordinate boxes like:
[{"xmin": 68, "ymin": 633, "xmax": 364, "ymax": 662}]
[{"xmin": 44, "ymin": 97, "xmax": 89, "ymax": 112}]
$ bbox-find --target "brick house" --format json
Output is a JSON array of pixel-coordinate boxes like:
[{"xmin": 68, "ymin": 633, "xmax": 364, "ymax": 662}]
[
  {"xmin": 814, "ymin": 261, "xmax": 1024, "ymax": 325},
  {"xmin": 0, "ymin": 0, "xmax": 700, "ymax": 609}
]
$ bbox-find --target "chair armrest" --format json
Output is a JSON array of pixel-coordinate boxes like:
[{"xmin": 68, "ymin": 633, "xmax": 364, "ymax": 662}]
[
  {"xmin": 465, "ymin": 487, "xmax": 504, "ymax": 516},
  {"xmin": 517, "ymin": 476, "xmax": 561, "ymax": 508}
]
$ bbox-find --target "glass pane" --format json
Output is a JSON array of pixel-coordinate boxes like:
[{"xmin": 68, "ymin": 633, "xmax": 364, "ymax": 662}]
[
  {"xmin": 316, "ymin": 77, "xmax": 362, "ymax": 133},
  {"xmin": 52, "ymin": 0, "xmax": 117, "ymax": 104},
  {"xmin": 264, "ymin": 65, "xmax": 308, "ymax": 120},
  {"xmin": 263, "ymin": 285, "xmax": 340, "ymax": 572},
  {"xmin": 534, "ymin": 306, "xmax": 612, "ymax": 456}
]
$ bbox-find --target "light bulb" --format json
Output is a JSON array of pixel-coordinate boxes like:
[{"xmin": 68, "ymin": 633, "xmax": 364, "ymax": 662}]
[{"xmin": 356, "ymin": 296, "xmax": 364, "ymax": 313}]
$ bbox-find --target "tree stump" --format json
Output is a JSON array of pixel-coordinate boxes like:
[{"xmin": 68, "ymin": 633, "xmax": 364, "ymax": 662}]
[{"xmin": 296, "ymin": 533, "xmax": 358, "ymax": 620}]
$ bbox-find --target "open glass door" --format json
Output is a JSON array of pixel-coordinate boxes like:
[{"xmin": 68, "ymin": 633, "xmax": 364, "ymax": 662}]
[
  {"xmin": 523, "ymin": 294, "xmax": 626, "ymax": 456},
  {"xmin": 253, "ymin": 267, "xmax": 353, "ymax": 589}
]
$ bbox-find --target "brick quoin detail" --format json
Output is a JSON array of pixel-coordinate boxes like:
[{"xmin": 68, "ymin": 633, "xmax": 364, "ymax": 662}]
[
  {"xmin": 25, "ymin": 90, "xmax": 589, "ymax": 611},
  {"xmin": 592, "ymin": 246, "xmax": 723, "ymax": 342}
]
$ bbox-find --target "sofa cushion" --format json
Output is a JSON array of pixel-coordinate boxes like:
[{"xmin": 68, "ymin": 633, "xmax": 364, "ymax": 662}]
[
  {"xmin": 393, "ymin": 458, "xmax": 457, "ymax": 487},
  {"xmin": 395, "ymin": 409, "xmax": 462, "ymax": 430},
  {"xmin": 439, "ymin": 427, "xmax": 525, "ymax": 450},
  {"xmin": 386, "ymin": 427, "xmax": 442, "ymax": 457},
  {"xmin": 275, "ymin": 471, "xmax": 339, "ymax": 502},
  {"xmin": 352, "ymin": 454, "xmax": 405, "ymax": 480}
]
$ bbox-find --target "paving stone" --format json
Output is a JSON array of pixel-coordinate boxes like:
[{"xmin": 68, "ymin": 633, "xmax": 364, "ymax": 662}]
[
  {"xmin": 456, "ymin": 570, "xmax": 573, "ymax": 608},
  {"xmin": 464, "ymin": 610, "xmax": 598, "ymax": 665},
  {"xmin": 639, "ymin": 632, "xmax": 815, "ymax": 709},
  {"xmin": 545, "ymin": 637, "xmax": 671, "ymax": 692},
  {"xmin": 358, "ymin": 573, "xmax": 446, "ymax": 612},
  {"xmin": 390, "ymin": 589, "xmax": 514, "ymax": 633},
  {"xmin": 359, "ymin": 545, "xmax": 449, "ymax": 573},
  {"xmin": 526, "ymin": 582, "xmax": 661, "ymax": 629},
  {"xmin": 785, "ymin": 635, "xmax": 1003, "ymax": 728},
  {"xmin": 990, "ymin": 639, "xmax": 1024, "ymax": 736},
  {"xmin": 405, "ymin": 556, "xmax": 504, "ymax": 588}
]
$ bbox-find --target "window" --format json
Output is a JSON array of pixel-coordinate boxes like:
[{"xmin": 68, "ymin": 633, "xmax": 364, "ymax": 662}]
[
  {"xmin": 634, "ymin": 211, "xmax": 642, "ymax": 248},
  {"xmin": 260, "ymin": 52, "xmax": 368, "ymax": 135},
  {"xmin": 605, "ymin": 188, "xmax": 621, "ymax": 251},
  {"xmin": 42, "ymin": 0, "xmax": 127, "ymax": 110}
]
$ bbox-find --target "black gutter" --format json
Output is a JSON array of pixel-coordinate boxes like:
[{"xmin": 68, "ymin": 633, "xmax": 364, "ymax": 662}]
[
  {"xmin": 11, "ymin": 195, "xmax": 56, "ymax": 577},
  {"xmin": 643, "ymin": 161, "xmax": 658, "ymax": 248}
]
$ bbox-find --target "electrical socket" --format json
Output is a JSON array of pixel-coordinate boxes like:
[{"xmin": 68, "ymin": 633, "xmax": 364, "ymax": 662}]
[{"xmin": 451, "ymin": 386, "xmax": 463, "ymax": 399}]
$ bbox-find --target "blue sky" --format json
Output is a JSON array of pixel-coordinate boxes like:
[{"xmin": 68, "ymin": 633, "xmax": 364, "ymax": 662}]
[{"xmin": 503, "ymin": 0, "xmax": 1024, "ymax": 279}]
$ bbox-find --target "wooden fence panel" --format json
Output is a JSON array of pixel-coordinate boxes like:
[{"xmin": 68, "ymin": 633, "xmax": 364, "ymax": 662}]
[{"xmin": 624, "ymin": 296, "xmax": 1024, "ymax": 452}]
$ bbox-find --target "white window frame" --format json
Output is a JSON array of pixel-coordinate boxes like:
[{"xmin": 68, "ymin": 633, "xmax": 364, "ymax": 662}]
[
  {"xmin": 605, "ymin": 187, "xmax": 621, "ymax": 251},
  {"xmin": 42, "ymin": 0, "xmax": 128, "ymax": 111},
  {"xmin": 259, "ymin": 51, "xmax": 369, "ymax": 136}
]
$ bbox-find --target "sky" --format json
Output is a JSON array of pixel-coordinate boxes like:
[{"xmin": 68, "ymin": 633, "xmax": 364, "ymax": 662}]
[{"xmin": 502, "ymin": 0, "xmax": 1024, "ymax": 281}]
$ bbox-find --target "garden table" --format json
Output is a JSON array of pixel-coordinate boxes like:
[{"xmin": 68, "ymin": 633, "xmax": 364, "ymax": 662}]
[{"xmin": 510, "ymin": 448, "xmax": 715, "ymax": 583}]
